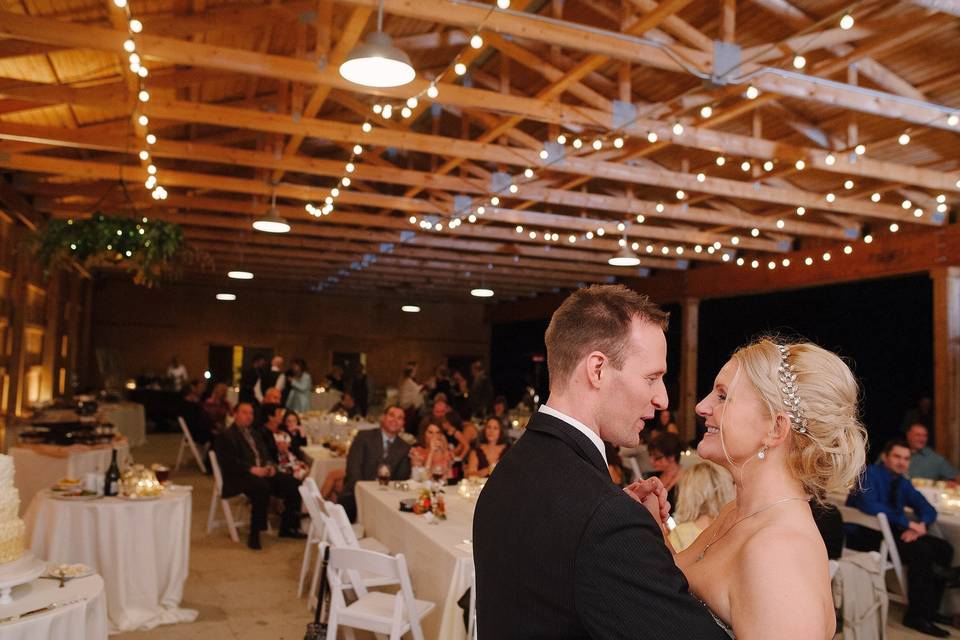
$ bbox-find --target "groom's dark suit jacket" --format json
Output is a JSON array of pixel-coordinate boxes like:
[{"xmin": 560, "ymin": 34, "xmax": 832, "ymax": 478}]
[{"xmin": 473, "ymin": 410, "xmax": 727, "ymax": 639}]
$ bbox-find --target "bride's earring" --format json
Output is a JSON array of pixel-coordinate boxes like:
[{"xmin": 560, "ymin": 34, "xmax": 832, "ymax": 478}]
[{"xmin": 757, "ymin": 445, "xmax": 768, "ymax": 460}]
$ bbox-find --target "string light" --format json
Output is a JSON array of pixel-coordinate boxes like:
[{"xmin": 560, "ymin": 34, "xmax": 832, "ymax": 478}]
[
  {"xmin": 123, "ymin": 39, "xmax": 135, "ymax": 52},
  {"xmin": 854, "ymin": 144, "xmax": 866, "ymax": 155},
  {"xmin": 890, "ymin": 223, "xmax": 899, "ymax": 232},
  {"xmin": 572, "ymin": 138, "xmax": 583, "ymax": 149},
  {"xmin": 556, "ymin": 134, "xmax": 567, "ymax": 145},
  {"xmin": 470, "ymin": 34, "xmax": 483, "ymax": 49},
  {"xmin": 796, "ymin": 206, "xmax": 805, "ymax": 215},
  {"xmin": 361, "ymin": 122, "xmax": 372, "ymax": 133},
  {"xmin": 864, "ymin": 234, "xmax": 873, "ymax": 243},
  {"xmin": 898, "ymin": 132, "xmax": 911, "ymax": 145},
  {"xmin": 871, "ymin": 193, "xmax": 881, "ymax": 202},
  {"xmin": 825, "ymin": 154, "xmax": 836, "ymax": 166},
  {"xmin": 843, "ymin": 179, "xmax": 854, "ymax": 190},
  {"xmin": 497, "ymin": 0, "xmax": 510, "ymax": 8},
  {"xmin": 427, "ymin": 84, "xmax": 439, "ymax": 99},
  {"xmin": 672, "ymin": 122, "xmax": 684, "ymax": 136},
  {"xmin": 762, "ymin": 160, "xmax": 774, "ymax": 171},
  {"xmin": 795, "ymin": 159, "xmax": 805, "ymax": 170},
  {"xmin": 613, "ymin": 137, "xmax": 624, "ymax": 149},
  {"xmin": 840, "ymin": 13, "xmax": 854, "ymax": 29},
  {"xmin": 700, "ymin": 106, "xmax": 712, "ymax": 118},
  {"xmin": 647, "ymin": 132, "xmax": 658, "ymax": 143},
  {"xmin": 740, "ymin": 161, "xmax": 751, "ymax": 172},
  {"xmin": 948, "ymin": 114, "xmax": 959, "ymax": 127},
  {"xmin": 825, "ymin": 193, "xmax": 836, "ymax": 203},
  {"xmin": 745, "ymin": 85, "xmax": 759, "ymax": 100},
  {"xmin": 805, "ymin": 257, "xmax": 813, "ymax": 266},
  {"xmin": 454, "ymin": 63, "xmax": 467, "ymax": 76},
  {"xmin": 792, "ymin": 55, "xmax": 806, "ymax": 69},
  {"xmin": 592, "ymin": 139, "xmax": 602, "ymax": 150},
  {"xmin": 129, "ymin": 19, "xmax": 142, "ymax": 32},
  {"xmin": 716, "ymin": 157, "xmax": 726, "ymax": 166}
]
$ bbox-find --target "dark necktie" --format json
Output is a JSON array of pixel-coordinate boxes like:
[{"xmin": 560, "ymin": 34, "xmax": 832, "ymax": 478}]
[
  {"xmin": 241, "ymin": 428, "xmax": 262, "ymax": 467},
  {"xmin": 383, "ymin": 438, "xmax": 393, "ymax": 460}
]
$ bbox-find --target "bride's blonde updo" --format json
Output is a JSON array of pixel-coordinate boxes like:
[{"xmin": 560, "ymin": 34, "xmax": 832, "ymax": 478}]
[{"xmin": 732, "ymin": 337, "xmax": 867, "ymax": 498}]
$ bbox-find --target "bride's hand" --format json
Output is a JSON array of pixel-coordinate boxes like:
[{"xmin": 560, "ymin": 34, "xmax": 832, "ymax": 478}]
[{"xmin": 624, "ymin": 478, "xmax": 670, "ymax": 524}]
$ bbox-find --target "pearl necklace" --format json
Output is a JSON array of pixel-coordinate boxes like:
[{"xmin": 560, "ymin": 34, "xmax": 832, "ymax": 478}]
[{"xmin": 696, "ymin": 496, "xmax": 806, "ymax": 562}]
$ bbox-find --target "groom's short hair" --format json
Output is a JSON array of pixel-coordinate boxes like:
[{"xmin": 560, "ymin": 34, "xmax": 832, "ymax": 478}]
[{"xmin": 545, "ymin": 284, "xmax": 668, "ymax": 392}]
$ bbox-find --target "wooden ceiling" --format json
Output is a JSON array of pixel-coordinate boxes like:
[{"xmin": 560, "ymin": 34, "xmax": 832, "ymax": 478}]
[{"xmin": 0, "ymin": 0, "xmax": 957, "ymax": 301}]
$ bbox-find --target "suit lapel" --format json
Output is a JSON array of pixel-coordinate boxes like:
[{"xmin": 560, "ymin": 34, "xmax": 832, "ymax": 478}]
[{"xmin": 526, "ymin": 411, "xmax": 608, "ymax": 475}]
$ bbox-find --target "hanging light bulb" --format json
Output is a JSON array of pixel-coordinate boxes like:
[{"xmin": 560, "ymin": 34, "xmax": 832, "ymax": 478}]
[
  {"xmin": 137, "ymin": 115, "xmax": 149, "ymax": 126},
  {"xmin": 523, "ymin": 168, "xmax": 534, "ymax": 179},
  {"xmin": 716, "ymin": 156, "xmax": 726, "ymax": 166},
  {"xmin": 400, "ymin": 106, "xmax": 412, "ymax": 118},
  {"xmin": 613, "ymin": 137, "xmax": 624, "ymax": 149},
  {"xmin": 123, "ymin": 39, "xmax": 135, "ymax": 52},
  {"xmin": 745, "ymin": 85, "xmax": 759, "ymax": 99},
  {"xmin": 592, "ymin": 139, "xmax": 602, "ymax": 150},
  {"xmin": 381, "ymin": 104, "xmax": 393, "ymax": 119},
  {"xmin": 129, "ymin": 19, "xmax": 143, "ymax": 33},
  {"xmin": 795, "ymin": 159, "xmax": 805, "ymax": 170},
  {"xmin": 898, "ymin": 132, "xmax": 911, "ymax": 145},
  {"xmin": 647, "ymin": 131, "xmax": 658, "ymax": 143},
  {"xmin": 361, "ymin": 122, "xmax": 372, "ymax": 133},
  {"xmin": 497, "ymin": 0, "xmax": 510, "ymax": 8},
  {"xmin": 948, "ymin": 114, "xmax": 960, "ymax": 127},
  {"xmin": 700, "ymin": 105, "xmax": 712, "ymax": 118},
  {"xmin": 137, "ymin": 67, "xmax": 148, "ymax": 78},
  {"xmin": 608, "ymin": 231, "xmax": 640, "ymax": 266},
  {"xmin": 792, "ymin": 54, "xmax": 806, "ymax": 69},
  {"xmin": 470, "ymin": 34, "xmax": 483, "ymax": 49},
  {"xmin": 427, "ymin": 84, "xmax": 439, "ymax": 99},
  {"xmin": 253, "ymin": 192, "xmax": 291, "ymax": 233},
  {"xmin": 139, "ymin": 150, "xmax": 149, "ymax": 160},
  {"xmin": 572, "ymin": 138, "xmax": 583, "ymax": 149},
  {"xmin": 454, "ymin": 63, "xmax": 467, "ymax": 76},
  {"xmin": 844, "ymin": 179, "xmax": 854, "ymax": 190},
  {"xmin": 556, "ymin": 134, "xmax": 567, "ymax": 145},
  {"xmin": 339, "ymin": 1, "xmax": 415, "ymax": 88},
  {"xmin": 854, "ymin": 144, "xmax": 866, "ymax": 155},
  {"xmin": 840, "ymin": 13, "xmax": 854, "ymax": 30},
  {"xmin": 672, "ymin": 122, "xmax": 684, "ymax": 136},
  {"xmin": 825, "ymin": 153, "xmax": 836, "ymax": 165}
]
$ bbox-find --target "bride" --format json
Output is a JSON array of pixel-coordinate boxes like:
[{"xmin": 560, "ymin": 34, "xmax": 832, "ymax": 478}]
[{"xmin": 635, "ymin": 338, "xmax": 866, "ymax": 638}]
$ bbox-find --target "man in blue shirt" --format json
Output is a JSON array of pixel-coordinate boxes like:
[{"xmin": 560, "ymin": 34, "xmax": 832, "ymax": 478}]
[
  {"xmin": 848, "ymin": 438, "xmax": 955, "ymax": 637},
  {"xmin": 907, "ymin": 423, "xmax": 960, "ymax": 483}
]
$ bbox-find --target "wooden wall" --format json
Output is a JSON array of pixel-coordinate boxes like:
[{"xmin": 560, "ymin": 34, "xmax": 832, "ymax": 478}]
[
  {"xmin": 90, "ymin": 277, "xmax": 492, "ymax": 391},
  {"xmin": 0, "ymin": 216, "xmax": 91, "ymax": 448}
]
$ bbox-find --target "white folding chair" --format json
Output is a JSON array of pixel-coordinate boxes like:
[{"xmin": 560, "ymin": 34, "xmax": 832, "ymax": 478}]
[
  {"xmin": 175, "ymin": 416, "xmax": 208, "ymax": 474},
  {"xmin": 324, "ymin": 544, "xmax": 436, "ymax": 640},
  {"xmin": 324, "ymin": 499, "xmax": 390, "ymax": 555},
  {"xmin": 298, "ymin": 478, "xmax": 328, "ymax": 597},
  {"xmin": 836, "ymin": 504, "xmax": 908, "ymax": 604},
  {"xmin": 206, "ymin": 450, "xmax": 251, "ymax": 543},
  {"xmin": 301, "ymin": 483, "xmax": 398, "ymax": 609}
]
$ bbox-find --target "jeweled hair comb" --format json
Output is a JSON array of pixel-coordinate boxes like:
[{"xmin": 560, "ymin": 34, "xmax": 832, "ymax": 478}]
[{"xmin": 777, "ymin": 344, "xmax": 809, "ymax": 434}]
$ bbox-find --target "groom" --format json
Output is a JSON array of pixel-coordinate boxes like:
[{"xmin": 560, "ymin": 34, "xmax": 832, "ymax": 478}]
[{"xmin": 474, "ymin": 285, "xmax": 727, "ymax": 638}]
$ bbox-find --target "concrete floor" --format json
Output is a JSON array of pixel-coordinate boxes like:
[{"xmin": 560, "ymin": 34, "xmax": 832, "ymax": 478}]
[{"xmin": 115, "ymin": 433, "xmax": 958, "ymax": 640}]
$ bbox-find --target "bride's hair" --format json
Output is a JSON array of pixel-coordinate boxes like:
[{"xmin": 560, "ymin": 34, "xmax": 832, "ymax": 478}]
[{"xmin": 730, "ymin": 337, "xmax": 867, "ymax": 498}]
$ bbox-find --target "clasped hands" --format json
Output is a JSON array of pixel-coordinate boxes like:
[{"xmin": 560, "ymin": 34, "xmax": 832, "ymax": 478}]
[
  {"xmin": 623, "ymin": 477, "xmax": 670, "ymax": 525},
  {"xmin": 901, "ymin": 520, "xmax": 927, "ymax": 542},
  {"xmin": 250, "ymin": 465, "xmax": 277, "ymax": 478}
]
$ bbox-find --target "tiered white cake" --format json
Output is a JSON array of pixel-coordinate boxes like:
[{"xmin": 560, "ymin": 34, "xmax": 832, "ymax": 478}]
[{"xmin": 0, "ymin": 455, "xmax": 25, "ymax": 564}]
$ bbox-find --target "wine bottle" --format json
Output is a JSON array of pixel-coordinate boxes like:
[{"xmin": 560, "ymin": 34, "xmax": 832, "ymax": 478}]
[{"xmin": 104, "ymin": 449, "xmax": 120, "ymax": 497}]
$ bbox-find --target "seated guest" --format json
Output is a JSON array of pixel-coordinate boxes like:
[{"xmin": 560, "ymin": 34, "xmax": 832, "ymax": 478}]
[
  {"xmin": 419, "ymin": 398, "xmax": 462, "ymax": 435},
  {"xmin": 667, "ymin": 462, "xmax": 734, "ymax": 551},
  {"xmin": 329, "ymin": 392, "xmax": 361, "ymax": 419},
  {"xmin": 907, "ymin": 422, "xmax": 960, "ymax": 483},
  {"xmin": 214, "ymin": 402, "xmax": 305, "ymax": 549},
  {"xmin": 255, "ymin": 403, "xmax": 286, "ymax": 465},
  {"xmin": 283, "ymin": 410, "xmax": 308, "ymax": 453},
  {"xmin": 255, "ymin": 387, "xmax": 282, "ymax": 425},
  {"xmin": 340, "ymin": 406, "xmax": 411, "ymax": 521},
  {"xmin": 648, "ymin": 431, "xmax": 684, "ymax": 508},
  {"xmin": 410, "ymin": 422, "xmax": 455, "ymax": 482},
  {"xmin": 274, "ymin": 431, "xmax": 309, "ymax": 481},
  {"xmin": 179, "ymin": 379, "xmax": 214, "ymax": 446},
  {"xmin": 203, "ymin": 382, "xmax": 232, "ymax": 433},
  {"xmin": 466, "ymin": 417, "xmax": 510, "ymax": 478},
  {"xmin": 847, "ymin": 438, "xmax": 956, "ymax": 637}
]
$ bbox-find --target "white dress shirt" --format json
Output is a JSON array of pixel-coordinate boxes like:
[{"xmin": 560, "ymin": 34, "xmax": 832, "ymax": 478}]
[{"xmin": 538, "ymin": 404, "xmax": 608, "ymax": 466}]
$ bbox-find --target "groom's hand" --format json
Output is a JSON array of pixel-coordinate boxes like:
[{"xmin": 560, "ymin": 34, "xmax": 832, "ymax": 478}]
[{"xmin": 623, "ymin": 478, "xmax": 670, "ymax": 524}]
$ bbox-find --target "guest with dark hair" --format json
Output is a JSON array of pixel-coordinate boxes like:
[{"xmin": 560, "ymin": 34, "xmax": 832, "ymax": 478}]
[
  {"xmin": 466, "ymin": 417, "xmax": 510, "ymax": 478},
  {"xmin": 448, "ymin": 369, "xmax": 471, "ymax": 419},
  {"xmin": 330, "ymin": 392, "xmax": 361, "ymax": 419},
  {"xmin": 648, "ymin": 431, "xmax": 684, "ymax": 508},
  {"xmin": 282, "ymin": 410, "xmax": 308, "ymax": 454},
  {"xmin": 285, "ymin": 358, "xmax": 312, "ymax": 414},
  {"xmin": 341, "ymin": 405, "xmax": 411, "ymax": 522},
  {"xmin": 214, "ymin": 402, "xmax": 305, "ymax": 549},
  {"xmin": 410, "ymin": 422, "xmax": 455, "ymax": 482},
  {"xmin": 847, "ymin": 437, "xmax": 956, "ymax": 636},
  {"xmin": 255, "ymin": 402, "xmax": 286, "ymax": 465},
  {"xmin": 491, "ymin": 396, "xmax": 510, "ymax": 430}
]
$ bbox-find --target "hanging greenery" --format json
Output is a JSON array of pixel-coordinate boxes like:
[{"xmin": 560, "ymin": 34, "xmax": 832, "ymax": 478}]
[{"xmin": 34, "ymin": 214, "xmax": 193, "ymax": 287}]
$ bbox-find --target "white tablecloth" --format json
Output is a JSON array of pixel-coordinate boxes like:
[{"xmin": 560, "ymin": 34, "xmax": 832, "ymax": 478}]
[
  {"xmin": 226, "ymin": 388, "xmax": 342, "ymax": 412},
  {"xmin": 23, "ymin": 487, "xmax": 197, "ymax": 633},
  {"xmin": 98, "ymin": 403, "xmax": 146, "ymax": 448},
  {"xmin": 301, "ymin": 446, "xmax": 346, "ymax": 488},
  {"xmin": 0, "ymin": 573, "xmax": 107, "ymax": 640},
  {"xmin": 301, "ymin": 415, "xmax": 378, "ymax": 445},
  {"xmin": 11, "ymin": 445, "xmax": 131, "ymax": 517},
  {"xmin": 356, "ymin": 481, "xmax": 474, "ymax": 640}
]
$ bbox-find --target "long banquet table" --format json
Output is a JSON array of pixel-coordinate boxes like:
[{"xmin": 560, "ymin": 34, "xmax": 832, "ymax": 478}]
[{"xmin": 356, "ymin": 481, "xmax": 474, "ymax": 640}]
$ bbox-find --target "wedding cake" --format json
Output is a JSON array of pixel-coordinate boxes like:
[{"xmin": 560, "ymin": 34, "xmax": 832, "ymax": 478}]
[{"xmin": 0, "ymin": 455, "xmax": 25, "ymax": 564}]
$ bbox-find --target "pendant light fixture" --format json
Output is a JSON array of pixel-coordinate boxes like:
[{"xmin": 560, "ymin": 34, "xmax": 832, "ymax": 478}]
[
  {"xmin": 608, "ymin": 230, "xmax": 641, "ymax": 266},
  {"xmin": 252, "ymin": 191, "xmax": 290, "ymax": 234},
  {"xmin": 339, "ymin": 0, "xmax": 415, "ymax": 88}
]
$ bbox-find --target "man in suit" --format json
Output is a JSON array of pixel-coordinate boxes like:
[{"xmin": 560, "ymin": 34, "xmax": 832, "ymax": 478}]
[
  {"xmin": 474, "ymin": 284, "xmax": 728, "ymax": 639},
  {"xmin": 340, "ymin": 405, "xmax": 411, "ymax": 522},
  {"xmin": 214, "ymin": 401, "xmax": 305, "ymax": 549}
]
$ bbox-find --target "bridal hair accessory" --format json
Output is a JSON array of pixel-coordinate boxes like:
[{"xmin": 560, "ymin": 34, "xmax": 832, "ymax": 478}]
[{"xmin": 777, "ymin": 344, "xmax": 808, "ymax": 434}]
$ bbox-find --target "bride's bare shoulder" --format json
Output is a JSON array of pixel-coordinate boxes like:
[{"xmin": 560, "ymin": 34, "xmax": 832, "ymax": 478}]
[{"xmin": 730, "ymin": 525, "xmax": 833, "ymax": 638}]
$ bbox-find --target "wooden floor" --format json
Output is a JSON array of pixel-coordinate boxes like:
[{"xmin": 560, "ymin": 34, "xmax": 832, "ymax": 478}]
[{"xmin": 116, "ymin": 433, "xmax": 958, "ymax": 639}]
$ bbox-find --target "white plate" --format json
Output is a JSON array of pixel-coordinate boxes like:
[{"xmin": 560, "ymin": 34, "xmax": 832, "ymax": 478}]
[
  {"xmin": 50, "ymin": 492, "xmax": 101, "ymax": 501},
  {"xmin": 43, "ymin": 563, "xmax": 93, "ymax": 580}
]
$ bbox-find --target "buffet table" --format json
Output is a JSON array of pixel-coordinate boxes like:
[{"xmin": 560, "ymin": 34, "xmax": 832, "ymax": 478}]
[
  {"xmin": 0, "ymin": 573, "xmax": 107, "ymax": 640},
  {"xmin": 356, "ymin": 481, "xmax": 474, "ymax": 640},
  {"xmin": 97, "ymin": 403, "xmax": 146, "ymax": 448},
  {"xmin": 23, "ymin": 487, "xmax": 196, "ymax": 633},
  {"xmin": 11, "ymin": 444, "xmax": 130, "ymax": 516}
]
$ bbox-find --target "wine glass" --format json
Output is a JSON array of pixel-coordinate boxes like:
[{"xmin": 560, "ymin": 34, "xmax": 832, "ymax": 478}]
[
  {"xmin": 431, "ymin": 463, "xmax": 446, "ymax": 488},
  {"xmin": 377, "ymin": 463, "xmax": 391, "ymax": 489}
]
